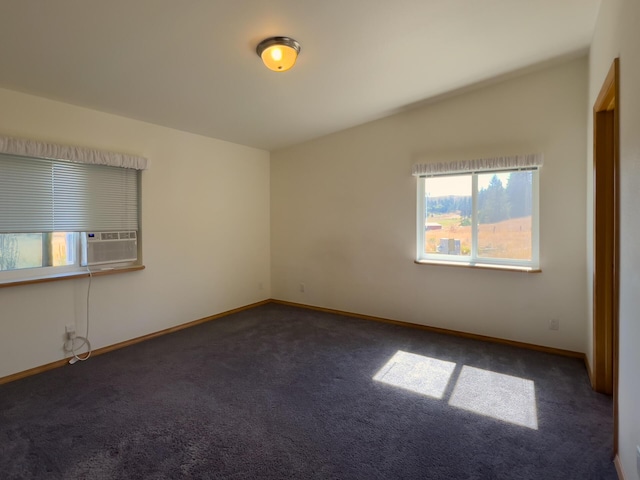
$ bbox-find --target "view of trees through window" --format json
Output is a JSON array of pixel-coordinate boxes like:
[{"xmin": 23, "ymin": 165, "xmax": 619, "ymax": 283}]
[{"xmin": 424, "ymin": 171, "xmax": 533, "ymax": 260}]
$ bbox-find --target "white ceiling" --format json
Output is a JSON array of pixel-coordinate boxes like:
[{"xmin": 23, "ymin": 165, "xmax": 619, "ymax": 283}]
[{"xmin": 0, "ymin": 0, "xmax": 601, "ymax": 151}]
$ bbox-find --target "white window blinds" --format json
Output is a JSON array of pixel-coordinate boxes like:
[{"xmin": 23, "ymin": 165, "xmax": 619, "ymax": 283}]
[
  {"xmin": 412, "ymin": 153, "xmax": 543, "ymax": 177},
  {"xmin": 0, "ymin": 135, "xmax": 146, "ymax": 233},
  {"xmin": 0, "ymin": 153, "xmax": 139, "ymax": 233}
]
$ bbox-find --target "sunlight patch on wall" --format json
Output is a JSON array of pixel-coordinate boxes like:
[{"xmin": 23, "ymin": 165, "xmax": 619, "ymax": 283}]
[
  {"xmin": 373, "ymin": 350, "xmax": 456, "ymax": 399},
  {"xmin": 448, "ymin": 365, "xmax": 538, "ymax": 430}
]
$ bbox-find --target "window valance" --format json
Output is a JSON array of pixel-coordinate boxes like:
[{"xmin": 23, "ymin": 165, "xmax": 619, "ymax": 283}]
[
  {"xmin": 412, "ymin": 153, "xmax": 543, "ymax": 177},
  {"xmin": 0, "ymin": 134, "xmax": 148, "ymax": 170}
]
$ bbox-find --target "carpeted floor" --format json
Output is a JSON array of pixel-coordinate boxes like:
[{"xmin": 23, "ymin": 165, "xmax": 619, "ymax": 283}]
[{"xmin": 0, "ymin": 303, "xmax": 616, "ymax": 479}]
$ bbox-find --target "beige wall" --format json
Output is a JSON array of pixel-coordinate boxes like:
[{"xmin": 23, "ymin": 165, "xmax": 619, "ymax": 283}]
[
  {"xmin": 590, "ymin": 0, "xmax": 640, "ymax": 478},
  {"xmin": 272, "ymin": 58, "xmax": 588, "ymax": 353},
  {"xmin": 0, "ymin": 88, "xmax": 271, "ymax": 378}
]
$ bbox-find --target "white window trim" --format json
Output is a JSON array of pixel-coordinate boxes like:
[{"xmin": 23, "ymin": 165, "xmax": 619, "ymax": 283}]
[
  {"xmin": 415, "ymin": 161, "xmax": 540, "ymax": 271},
  {"xmin": 0, "ymin": 263, "xmax": 85, "ymax": 283}
]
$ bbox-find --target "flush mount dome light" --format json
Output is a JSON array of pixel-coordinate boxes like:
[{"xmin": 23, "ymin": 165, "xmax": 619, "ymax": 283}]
[{"xmin": 256, "ymin": 36, "xmax": 301, "ymax": 72}]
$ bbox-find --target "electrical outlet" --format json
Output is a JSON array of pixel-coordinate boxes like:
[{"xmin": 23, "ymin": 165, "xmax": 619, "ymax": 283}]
[
  {"xmin": 258, "ymin": 282, "xmax": 264, "ymax": 290},
  {"xmin": 299, "ymin": 283, "xmax": 305, "ymax": 293},
  {"xmin": 549, "ymin": 319, "xmax": 560, "ymax": 331},
  {"xmin": 65, "ymin": 324, "xmax": 76, "ymax": 340}
]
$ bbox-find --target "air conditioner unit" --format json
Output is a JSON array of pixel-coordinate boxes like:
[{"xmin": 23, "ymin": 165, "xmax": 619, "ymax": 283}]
[{"xmin": 82, "ymin": 231, "xmax": 138, "ymax": 266}]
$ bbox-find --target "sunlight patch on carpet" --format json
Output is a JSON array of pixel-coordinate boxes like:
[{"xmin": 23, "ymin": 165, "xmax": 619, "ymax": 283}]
[
  {"xmin": 373, "ymin": 350, "xmax": 456, "ymax": 399},
  {"xmin": 448, "ymin": 365, "xmax": 538, "ymax": 430}
]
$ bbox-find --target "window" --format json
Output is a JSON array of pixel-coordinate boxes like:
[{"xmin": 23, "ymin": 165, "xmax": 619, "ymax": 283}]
[
  {"xmin": 0, "ymin": 232, "xmax": 78, "ymax": 270},
  {"xmin": 0, "ymin": 135, "xmax": 147, "ymax": 283},
  {"xmin": 414, "ymin": 154, "xmax": 541, "ymax": 270}
]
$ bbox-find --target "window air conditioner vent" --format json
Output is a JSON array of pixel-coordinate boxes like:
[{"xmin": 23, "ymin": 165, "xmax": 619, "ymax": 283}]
[{"xmin": 83, "ymin": 231, "xmax": 138, "ymax": 266}]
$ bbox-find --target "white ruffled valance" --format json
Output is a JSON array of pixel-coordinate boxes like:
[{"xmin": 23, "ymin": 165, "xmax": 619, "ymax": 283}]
[
  {"xmin": 0, "ymin": 134, "xmax": 148, "ymax": 170},
  {"xmin": 412, "ymin": 153, "xmax": 542, "ymax": 177}
]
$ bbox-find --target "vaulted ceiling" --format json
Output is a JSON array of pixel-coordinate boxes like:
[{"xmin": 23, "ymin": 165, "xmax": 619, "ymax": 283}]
[{"xmin": 0, "ymin": 1, "xmax": 601, "ymax": 151}]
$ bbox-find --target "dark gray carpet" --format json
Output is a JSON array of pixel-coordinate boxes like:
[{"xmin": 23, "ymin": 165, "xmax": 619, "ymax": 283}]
[{"xmin": 0, "ymin": 303, "xmax": 616, "ymax": 479}]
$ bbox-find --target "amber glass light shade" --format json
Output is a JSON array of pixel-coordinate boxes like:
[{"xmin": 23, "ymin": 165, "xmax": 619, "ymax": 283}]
[{"xmin": 256, "ymin": 37, "xmax": 301, "ymax": 72}]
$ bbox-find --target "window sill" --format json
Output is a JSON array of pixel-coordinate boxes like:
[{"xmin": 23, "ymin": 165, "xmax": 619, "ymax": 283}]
[
  {"xmin": 0, "ymin": 265, "xmax": 145, "ymax": 288},
  {"xmin": 414, "ymin": 260, "xmax": 540, "ymax": 273}
]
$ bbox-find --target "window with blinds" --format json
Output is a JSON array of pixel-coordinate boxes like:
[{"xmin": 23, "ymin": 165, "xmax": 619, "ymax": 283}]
[{"xmin": 0, "ymin": 153, "xmax": 140, "ymax": 280}]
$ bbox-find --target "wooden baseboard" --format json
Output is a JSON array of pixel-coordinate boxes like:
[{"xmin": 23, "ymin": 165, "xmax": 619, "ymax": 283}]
[
  {"xmin": 584, "ymin": 354, "xmax": 595, "ymax": 388},
  {"xmin": 270, "ymin": 299, "xmax": 585, "ymax": 360},
  {"xmin": 0, "ymin": 297, "xmax": 588, "ymax": 386},
  {"xmin": 0, "ymin": 299, "xmax": 270, "ymax": 386},
  {"xmin": 0, "ymin": 357, "xmax": 72, "ymax": 386},
  {"xmin": 614, "ymin": 454, "xmax": 625, "ymax": 480}
]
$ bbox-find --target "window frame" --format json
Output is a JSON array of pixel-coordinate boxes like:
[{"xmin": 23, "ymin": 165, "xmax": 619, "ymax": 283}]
[
  {"xmin": 0, "ymin": 135, "xmax": 146, "ymax": 285},
  {"xmin": 416, "ymin": 167, "xmax": 540, "ymax": 270},
  {"xmin": 0, "ymin": 232, "xmax": 82, "ymax": 282},
  {"xmin": 0, "ymin": 263, "xmax": 85, "ymax": 283}
]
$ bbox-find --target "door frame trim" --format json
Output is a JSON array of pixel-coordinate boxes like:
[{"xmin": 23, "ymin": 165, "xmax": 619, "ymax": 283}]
[{"xmin": 592, "ymin": 57, "xmax": 619, "ymax": 455}]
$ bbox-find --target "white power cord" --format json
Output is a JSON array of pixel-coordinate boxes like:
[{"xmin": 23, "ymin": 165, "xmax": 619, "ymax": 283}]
[{"xmin": 64, "ymin": 267, "xmax": 93, "ymax": 364}]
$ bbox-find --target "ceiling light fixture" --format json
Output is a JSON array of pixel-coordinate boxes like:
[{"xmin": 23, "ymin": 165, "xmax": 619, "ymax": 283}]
[{"xmin": 256, "ymin": 36, "xmax": 301, "ymax": 72}]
